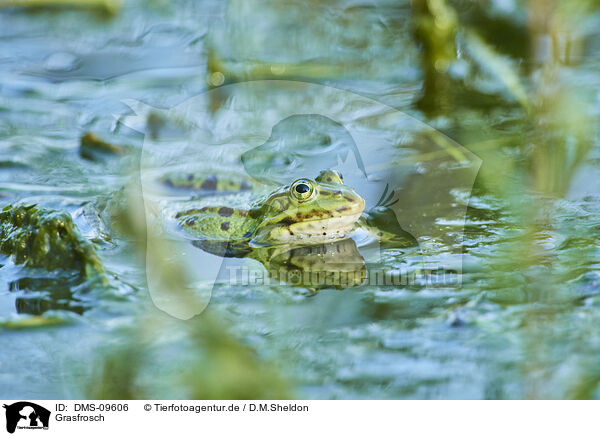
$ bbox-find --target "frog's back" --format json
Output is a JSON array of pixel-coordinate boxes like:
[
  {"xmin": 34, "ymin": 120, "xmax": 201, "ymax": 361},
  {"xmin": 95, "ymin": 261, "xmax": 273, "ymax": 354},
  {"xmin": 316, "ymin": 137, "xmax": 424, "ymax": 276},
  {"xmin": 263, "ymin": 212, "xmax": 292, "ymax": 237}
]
[{"xmin": 176, "ymin": 205, "xmax": 258, "ymax": 241}]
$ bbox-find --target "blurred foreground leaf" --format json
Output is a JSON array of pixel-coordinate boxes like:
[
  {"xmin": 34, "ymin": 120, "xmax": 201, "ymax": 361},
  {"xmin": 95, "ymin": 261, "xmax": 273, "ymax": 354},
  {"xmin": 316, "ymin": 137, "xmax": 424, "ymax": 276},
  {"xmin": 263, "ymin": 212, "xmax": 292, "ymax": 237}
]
[
  {"xmin": 88, "ymin": 178, "xmax": 291, "ymax": 399},
  {"xmin": 0, "ymin": 0, "xmax": 120, "ymax": 15},
  {"xmin": 0, "ymin": 314, "xmax": 69, "ymax": 329}
]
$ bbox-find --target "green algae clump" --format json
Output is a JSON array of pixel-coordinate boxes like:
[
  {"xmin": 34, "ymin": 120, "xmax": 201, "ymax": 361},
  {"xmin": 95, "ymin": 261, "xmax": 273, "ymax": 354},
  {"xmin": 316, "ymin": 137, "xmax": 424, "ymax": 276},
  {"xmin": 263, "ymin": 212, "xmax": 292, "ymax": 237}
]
[{"xmin": 0, "ymin": 204, "xmax": 105, "ymax": 279}]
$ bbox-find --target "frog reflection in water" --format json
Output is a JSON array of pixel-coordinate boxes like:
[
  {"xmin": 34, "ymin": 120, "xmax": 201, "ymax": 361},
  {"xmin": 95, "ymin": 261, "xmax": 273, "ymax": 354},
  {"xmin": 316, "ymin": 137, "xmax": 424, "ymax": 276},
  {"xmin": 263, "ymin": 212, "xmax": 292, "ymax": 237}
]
[{"xmin": 173, "ymin": 169, "xmax": 415, "ymax": 290}]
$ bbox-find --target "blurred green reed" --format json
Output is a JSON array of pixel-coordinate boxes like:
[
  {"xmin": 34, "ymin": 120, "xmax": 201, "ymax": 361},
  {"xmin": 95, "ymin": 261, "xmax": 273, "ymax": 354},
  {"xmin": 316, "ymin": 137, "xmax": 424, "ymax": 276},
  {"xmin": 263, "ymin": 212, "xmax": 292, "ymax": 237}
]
[
  {"xmin": 87, "ymin": 181, "xmax": 290, "ymax": 400},
  {"xmin": 0, "ymin": 0, "xmax": 120, "ymax": 14}
]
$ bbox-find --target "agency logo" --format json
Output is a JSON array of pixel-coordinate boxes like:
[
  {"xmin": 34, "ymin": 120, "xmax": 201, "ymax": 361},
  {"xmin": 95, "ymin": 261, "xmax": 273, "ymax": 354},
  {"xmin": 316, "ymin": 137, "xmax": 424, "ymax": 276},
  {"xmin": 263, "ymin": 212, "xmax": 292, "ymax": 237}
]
[{"xmin": 3, "ymin": 402, "xmax": 50, "ymax": 434}]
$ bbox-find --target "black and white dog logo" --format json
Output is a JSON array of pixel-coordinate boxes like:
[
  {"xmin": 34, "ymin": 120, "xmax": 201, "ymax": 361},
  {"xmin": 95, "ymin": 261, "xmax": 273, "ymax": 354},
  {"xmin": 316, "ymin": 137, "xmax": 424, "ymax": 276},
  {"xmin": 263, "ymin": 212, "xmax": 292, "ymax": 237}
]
[{"xmin": 3, "ymin": 402, "xmax": 50, "ymax": 434}]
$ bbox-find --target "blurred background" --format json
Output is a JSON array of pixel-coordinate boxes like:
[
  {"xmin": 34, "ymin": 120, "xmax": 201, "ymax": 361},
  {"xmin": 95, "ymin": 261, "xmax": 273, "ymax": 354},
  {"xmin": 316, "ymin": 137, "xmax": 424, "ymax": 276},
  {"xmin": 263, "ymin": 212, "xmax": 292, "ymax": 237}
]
[{"xmin": 0, "ymin": 0, "xmax": 599, "ymax": 399}]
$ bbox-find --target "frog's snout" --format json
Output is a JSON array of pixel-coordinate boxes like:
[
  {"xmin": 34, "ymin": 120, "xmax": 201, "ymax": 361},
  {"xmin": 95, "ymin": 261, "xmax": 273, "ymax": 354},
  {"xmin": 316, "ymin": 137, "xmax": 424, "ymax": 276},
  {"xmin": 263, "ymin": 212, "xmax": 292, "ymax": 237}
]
[{"xmin": 332, "ymin": 189, "xmax": 365, "ymax": 217}]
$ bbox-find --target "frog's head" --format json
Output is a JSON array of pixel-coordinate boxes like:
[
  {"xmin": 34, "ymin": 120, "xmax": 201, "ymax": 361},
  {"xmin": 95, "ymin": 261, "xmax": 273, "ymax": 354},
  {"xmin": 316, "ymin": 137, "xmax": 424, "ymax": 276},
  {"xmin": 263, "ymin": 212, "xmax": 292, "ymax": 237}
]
[{"xmin": 251, "ymin": 169, "xmax": 365, "ymax": 245}]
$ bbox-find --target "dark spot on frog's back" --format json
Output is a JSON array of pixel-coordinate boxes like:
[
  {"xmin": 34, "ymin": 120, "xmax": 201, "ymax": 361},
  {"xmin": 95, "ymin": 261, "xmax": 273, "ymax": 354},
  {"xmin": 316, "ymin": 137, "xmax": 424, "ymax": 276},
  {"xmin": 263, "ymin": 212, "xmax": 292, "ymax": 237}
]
[
  {"xmin": 221, "ymin": 222, "xmax": 230, "ymax": 231},
  {"xmin": 344, "ymin": 196, "xmax": 355, "ymax": 202},
  {"xmin": 248, "ymin": 208, "xmax": 261, "ymax": 219},
  {"xmin": 218, "ymin": 207, "xmax": 234, "ymax": 217},
  {"xmin": 336, "ymin": 206, "xmax": 350, "ymax": 213},
  {"xmin": 200, "ymin": 175, "xmax": 217, "ymax": 191}
]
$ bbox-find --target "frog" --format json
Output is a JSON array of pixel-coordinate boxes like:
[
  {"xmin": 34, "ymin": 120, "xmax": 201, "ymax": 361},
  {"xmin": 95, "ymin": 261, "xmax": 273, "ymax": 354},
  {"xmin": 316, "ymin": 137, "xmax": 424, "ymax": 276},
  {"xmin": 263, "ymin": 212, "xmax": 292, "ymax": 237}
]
[
  {"xmin": 175, "ymin": 169, "xmax": 366, "ymax": 249},
  {"xmin": 168, "ymin": 168, "xmax": 417, "ymax": 290}
]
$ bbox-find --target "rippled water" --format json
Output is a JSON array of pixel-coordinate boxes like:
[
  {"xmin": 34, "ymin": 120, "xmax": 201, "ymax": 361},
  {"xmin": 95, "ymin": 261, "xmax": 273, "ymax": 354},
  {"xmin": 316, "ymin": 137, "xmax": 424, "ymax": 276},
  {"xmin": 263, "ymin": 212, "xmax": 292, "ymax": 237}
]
[{"xmin": 1, "ymin": 0, "xmax": 600, "ymax": 399}]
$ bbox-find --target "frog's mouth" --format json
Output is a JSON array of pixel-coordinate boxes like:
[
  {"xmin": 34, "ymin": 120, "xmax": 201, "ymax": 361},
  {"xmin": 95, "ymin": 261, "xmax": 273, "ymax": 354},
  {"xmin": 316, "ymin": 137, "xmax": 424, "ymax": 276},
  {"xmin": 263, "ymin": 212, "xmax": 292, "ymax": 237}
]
[
  {"xmin": 252, "ymin": 207, "xmax": 364, "ymax": 246},
  {"xmin": 285, "ymin": 212, "xmax": 363, "ymax": 240}
]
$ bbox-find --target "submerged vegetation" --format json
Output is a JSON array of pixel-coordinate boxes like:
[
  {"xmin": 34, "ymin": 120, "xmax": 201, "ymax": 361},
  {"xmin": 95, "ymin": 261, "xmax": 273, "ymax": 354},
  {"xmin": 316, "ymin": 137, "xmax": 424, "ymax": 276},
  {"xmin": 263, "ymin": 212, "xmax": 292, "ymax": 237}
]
[{"xmin": 0, "ymin": 0, "xmax": 599, "ymax": 399}]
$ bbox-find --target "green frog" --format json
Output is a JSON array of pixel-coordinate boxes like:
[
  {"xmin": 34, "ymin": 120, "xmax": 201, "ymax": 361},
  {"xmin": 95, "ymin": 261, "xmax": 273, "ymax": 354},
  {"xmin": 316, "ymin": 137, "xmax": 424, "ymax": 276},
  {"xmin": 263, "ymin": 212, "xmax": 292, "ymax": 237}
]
[
  {"xmin": 175, "ymin": 169, "xmax": 366, "ymax": 249},
  {"xmin": 168, "ymin": 169, "xmax": 416, "ymax": 289}
]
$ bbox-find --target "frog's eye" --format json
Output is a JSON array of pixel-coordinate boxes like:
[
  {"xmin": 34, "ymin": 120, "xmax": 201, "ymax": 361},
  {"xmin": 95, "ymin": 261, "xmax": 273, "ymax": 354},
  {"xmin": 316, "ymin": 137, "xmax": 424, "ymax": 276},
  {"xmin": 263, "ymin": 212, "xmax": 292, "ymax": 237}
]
[{"xmin": 291, "ymin": 179, "xmax": 316, "ymax": 202}]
